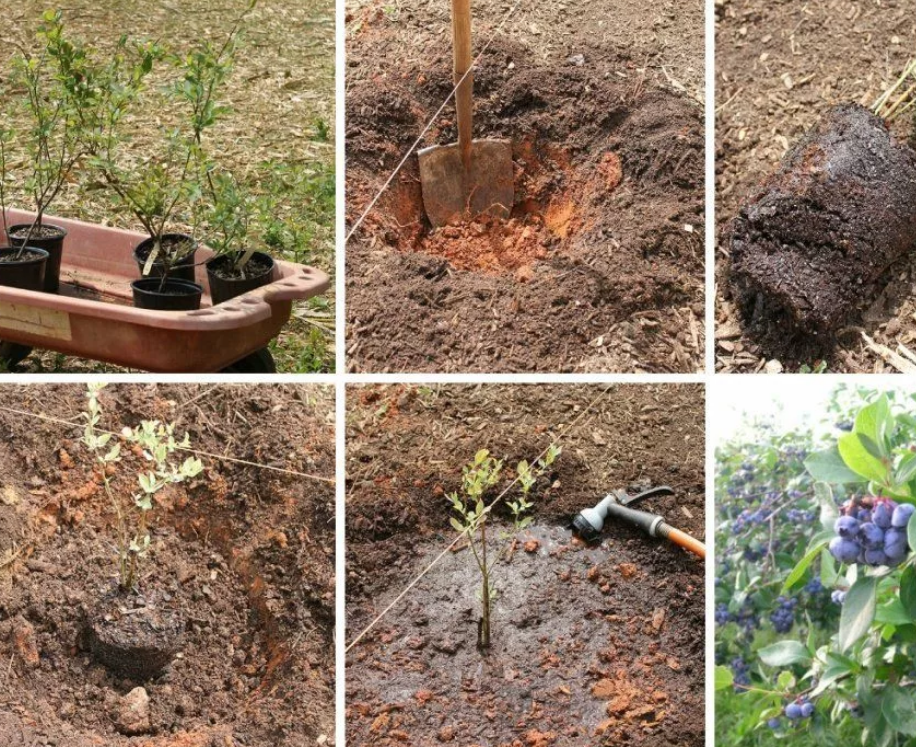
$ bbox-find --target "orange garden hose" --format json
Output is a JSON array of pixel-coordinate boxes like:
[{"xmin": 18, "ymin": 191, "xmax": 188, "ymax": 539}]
[{"xmin": 658, "ymin": 524, "xmax": 707, "ymax": 559}]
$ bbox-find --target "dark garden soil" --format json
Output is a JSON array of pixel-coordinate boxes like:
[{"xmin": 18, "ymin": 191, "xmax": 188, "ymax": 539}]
[
  {"xmin": 209, "ymin": 254, "xmax": 275, "ymax": 281},
  {"xmin": 346, "ymin": 0, "xmax": 705, "ymax": 373},
  {"xmin": 8, "ymin": 225, "xmax": 66, "ymax": 240},
  {"xmin": 0, "ymin": 384, "xmax": 335, "ymax": 746},
  {"xmin": 0, "ymin": 249, "xmax": 45, "ymax": 264},
  {"xmin": 346, "ymin": 384, "xmax": 705, "ymax": 746},
  {"xmin": 716, "ymin": 0, "xmax": 916, "ymax": 372}
]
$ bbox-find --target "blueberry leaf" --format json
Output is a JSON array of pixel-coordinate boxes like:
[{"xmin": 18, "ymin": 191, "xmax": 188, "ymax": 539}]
[
  {"xmin": 882, "ymin": 686, "xmax": 916, "ymax": 736},
  {"xmin": 714, "ymin": 665, "xmax": 733, "ymax": 691},
  {"xmin": 758, "ymin": 640, "xmax": 811, "ymax": 667},
  {"xmin": 839, "ymin": 575, "xmax": 878, "ymax": 652},
  {"xmin": 781, "ymin": 538, "xmax": 829, "ymax": 594},
  {"xmin": 900, "ymin": 566, "xmax": 916, "ymax": 620},
  {"xmin": 805, "ymin": 446, "xmax": 862, "ymax": 484},
  {"xmin": 838, "ymin": 433, "xmax": 888, "ymax": 484}
]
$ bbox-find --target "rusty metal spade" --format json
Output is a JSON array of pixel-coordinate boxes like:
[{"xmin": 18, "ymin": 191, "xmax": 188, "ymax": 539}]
[{"xmin": 417, "ymin": 0, "xmax": 514, "ymax": 228}]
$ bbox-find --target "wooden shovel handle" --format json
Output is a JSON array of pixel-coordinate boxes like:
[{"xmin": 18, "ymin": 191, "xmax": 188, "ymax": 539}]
[{"xmin": 451, "ymin": 0, "xmax": 473, "ymax": 171}]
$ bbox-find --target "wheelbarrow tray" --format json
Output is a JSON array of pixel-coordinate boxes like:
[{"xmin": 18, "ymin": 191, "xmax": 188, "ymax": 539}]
[{"xmin": 0, "ymin": 210, "xmax": 330, "ymax": 372}]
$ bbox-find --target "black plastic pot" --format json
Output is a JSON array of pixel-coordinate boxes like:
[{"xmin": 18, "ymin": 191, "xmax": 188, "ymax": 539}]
[
  {"xmin": 131, "ymin": 277, "xmax": 203, "ymax": 311},
  {"xmin": 205, "ymin": 251, "xmax": 275, "ymax": 305},
  {"xmin": 133, "ymin": 233, "xmax": 198, "ymax": 282},
  {"xmin": 0, "ymin": 247, "xmax": 49, "ymax": 291},
  {"xmin": 6, "ymin": 223, "xmax": 66, "ymax": 293}
]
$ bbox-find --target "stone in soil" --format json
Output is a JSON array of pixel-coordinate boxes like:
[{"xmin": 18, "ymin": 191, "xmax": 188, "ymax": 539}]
[{"xmin": 112, "ymin": 686, "xmax": 151, "ymax": 735}]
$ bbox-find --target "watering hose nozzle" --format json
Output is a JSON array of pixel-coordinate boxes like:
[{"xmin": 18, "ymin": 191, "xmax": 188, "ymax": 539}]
[{"xmin": 570, "ymin": 486, "xmax": 706, "ymax": 559}]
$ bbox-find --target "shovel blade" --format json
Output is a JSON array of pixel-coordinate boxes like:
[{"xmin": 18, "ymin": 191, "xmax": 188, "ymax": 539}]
[{"xmin": 418, "ymin": 138, "xmax": 514, "ymax": 228}]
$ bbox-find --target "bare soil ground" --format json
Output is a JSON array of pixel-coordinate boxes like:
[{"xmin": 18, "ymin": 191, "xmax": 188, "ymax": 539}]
[
  {"xmin": 0, "ymin": 0, "xmax": 334, "ymax": 373},
  {"xmin": 0, "ymin": 384, "xmax": 335, "ymax": 746},
  {"xmin": 716, "ymin": 0, "xmax": 916, "ymax": 372},
  {"xmin": 345, "ymin": 0, "xmax": 705, "ymax": 373},
  {"xmin": 346, "ymin": 384, "xmax": 705, "ymax": 745}
]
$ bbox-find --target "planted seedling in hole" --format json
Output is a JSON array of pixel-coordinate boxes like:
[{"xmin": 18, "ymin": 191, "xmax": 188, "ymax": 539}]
[
  {"xmin": 82, "ymin": 383, "xmax": 203, "ymax": 591},
  {"xmin": 448, "ymin": 449, "xmax": 502, "ymax": 650},
  {"xmin": 448, "ymin": 444, "xmax": 561, "ymax": 649}
]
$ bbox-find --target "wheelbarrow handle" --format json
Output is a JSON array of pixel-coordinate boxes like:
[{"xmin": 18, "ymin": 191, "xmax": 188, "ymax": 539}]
[{"xmin": 451, "ymin": 0, "xmax": 473, "ymax": 172}]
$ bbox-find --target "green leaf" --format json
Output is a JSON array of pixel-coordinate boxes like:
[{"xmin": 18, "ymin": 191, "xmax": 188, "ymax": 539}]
[
  {"xmin": 900, "ymin": 566, "xmax": 916, "ymax": 620},
  {"xmin": 782, "ymin": 538, "xmax": 829, "ymax": 594},
  {"xmin": 839, "ymin": 575, "xmax": 878, "ymax": 652},
  {"xmin": 895, "ymin": 452, "xmax": 916, "ymax": 486},
  {"xmin": 758, "ymin": 640, "xmax": 811, "ymax": 667},
  {"xmin": 449, "ymin": 517, "xmax": 464, "ymax": 533},
  {"xmin": 776, "ymin": 670, "xmax": 796, "ymax": 690},
  {"xmin": 875, "ymin": 599, "xmax": 911, "ymax": 626},
  {"xmin": 805, "ymin": 447, "xmax": 862, "ymax": 484},
  {"xmin": 882, "ymin": 686, "xmax": 916, "ymax": 735},
  {"xmin": 855, "ymin": 396, "xmax": 893, "ymax": 454},
  {"xmin": 814, "ymin": 482, "xmax": 838, "ymax": 532},
  {"xmin": 838, "ymin": 433, "xmax": 888, "ymax": 483},
  {"xmin": 714, "ymin": 666, "xmax": 734, "ymax": 691}
]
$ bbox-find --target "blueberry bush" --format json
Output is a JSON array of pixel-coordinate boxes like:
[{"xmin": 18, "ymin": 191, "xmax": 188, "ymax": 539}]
[{"xmin": 716, "ymin": 389, "xmax": 916, "ymax": 746}]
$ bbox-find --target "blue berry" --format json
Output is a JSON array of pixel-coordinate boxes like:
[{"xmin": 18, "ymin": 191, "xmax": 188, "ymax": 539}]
[
  {"xmin": 874, "ymin": 503, "xmax": 893, "ymax": 529},
  {"xmin": 892, "ymin": 503, "xmax": 915, "ymax": 528},
  {"xmin": 864, "ymin": 548, "xmax": 888, "ymax": 566},
  {"xmin": 767, "ymin": 718, "xmax": 781, "ymax": 729},
  {"xmin": 800, "ymin": 702, "xmax": 814, "ymax": 718},
  {"xmin": 831, "ymin": 589, "xmax": 847, "ymax": 605},
  {"xmin": 785, "ymin": 703, "xmax": 802, "ymax": 720},
  {"xmin": 860, "ymin": 522, "xmax": 885, "ymax": 549},
  {"xmin": 829, "ymin": 536, "xmax": 860, "ymax": 564},
  {"xmin": 835, "ymin": 516, "xmax": 859, "ymax": 538},
  {"xmin": 715, "ymin": 604, "xmax": 731, "ymax": 626},
  {"xmin": 804, "ymin": 577, "xmax": 824, "ymax": 594}
]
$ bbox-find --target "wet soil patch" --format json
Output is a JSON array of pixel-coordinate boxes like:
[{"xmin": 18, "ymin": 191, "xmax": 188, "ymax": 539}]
[
  {"xmin": 348, "ymin": 525, "xmax": 702, "ymax": 746},
  {"xmin": 0, "ymin": 384, "xmax": 335, "ymax": 746},
  {"xmin": 346, "ymin": 38, "xmax": 704, "ymax": 373},
  {"xmin": 346, "ymin": 384, "xmax": 705, "ymax": 746}
]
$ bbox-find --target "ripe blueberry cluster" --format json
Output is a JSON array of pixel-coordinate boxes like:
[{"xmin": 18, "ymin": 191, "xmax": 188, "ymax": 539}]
[
  {"xmin": 730, "ymin": 656, "xmax": 750, "ymax": 690},
  {"xmin": 785, "ymin": 698, "xmax": 815, "ymax": 721},
  {"xmin": 828, "ymin": 498, "xmax": 914, "ymax": 568},
  {"xmin": 715, "ymin": 603, "xmax": 731, "ymax": 626},
  {"xmin": 769, "ymin": 596, "xmax": 797, "ymax": 634}
]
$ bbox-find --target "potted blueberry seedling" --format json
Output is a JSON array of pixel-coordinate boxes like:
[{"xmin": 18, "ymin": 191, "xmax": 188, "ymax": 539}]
[
  {"xmin": 91, "ymin": 5, "xmax": 253, "ymax": 310},
  {"xmin": 201, "ymin": 170, "xmax": 276, "ymax": 304},
  {"xmin": 0, "ymin": 126, "xmax": 48, "ymax": 292},
  {"xmin": 447, "ymin": 445, "xmax": 560, "ymax": 649},
  {"xmin": 80, "ymin": 383, "xmax": 203, "ymax": 679},
  {"xmin": 0, "ymin": 12, "xmax": 95, "ymax": 293}
]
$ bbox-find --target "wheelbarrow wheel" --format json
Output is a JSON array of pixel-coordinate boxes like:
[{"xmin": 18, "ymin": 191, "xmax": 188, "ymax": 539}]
[
  {"xmin": 220, "ymin": 348, "xmax": 277, "ymax": 374},
  {"xmin": 0, "ymin": 341, "xmax": 33, "ymax": 369}
]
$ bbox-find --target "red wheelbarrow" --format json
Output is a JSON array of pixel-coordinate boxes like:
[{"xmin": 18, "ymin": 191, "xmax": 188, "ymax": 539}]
[{"xmin": 0, "ymin": 210, "xmax": 331, "ymax": 372}]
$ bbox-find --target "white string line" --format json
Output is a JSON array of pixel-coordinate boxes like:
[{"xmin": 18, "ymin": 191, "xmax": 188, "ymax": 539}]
[
  {"xmin": 345, "ymin": 385, "xmax": 613, "ymax": 653},
  {"xmin": 0, "ymin": 404, "xmax": 336, "ymax": 484},
  {"xmin": 344, "ymin": 0, "xmax": 523, "ymax": 244}
]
